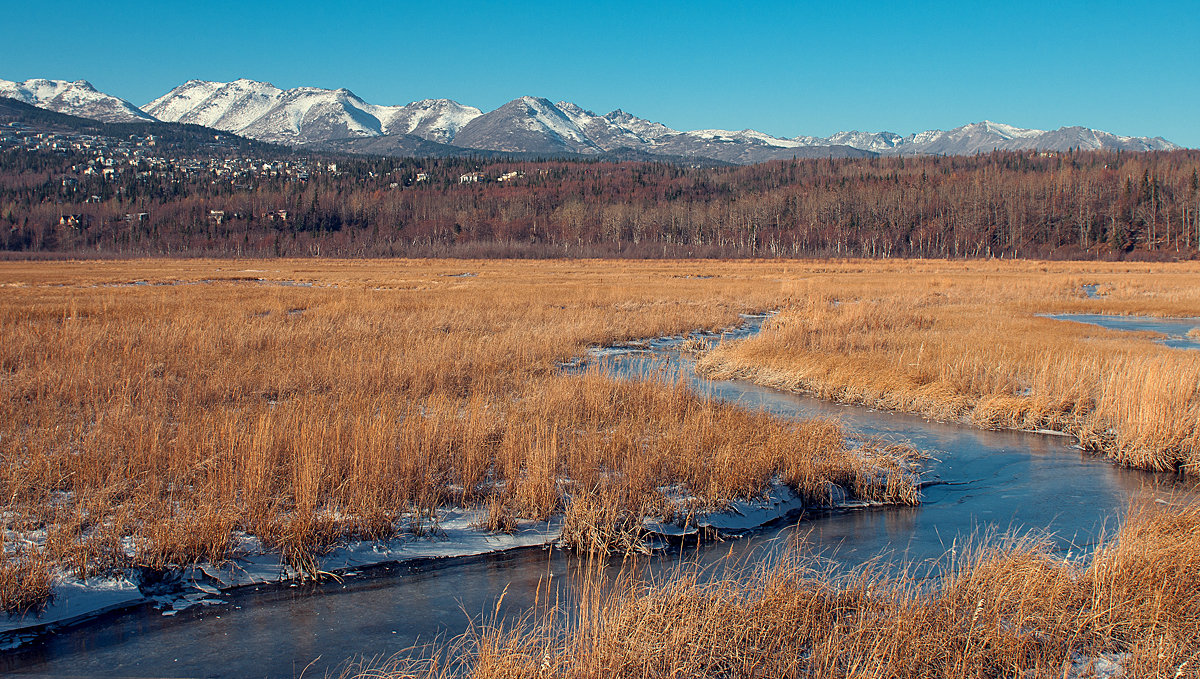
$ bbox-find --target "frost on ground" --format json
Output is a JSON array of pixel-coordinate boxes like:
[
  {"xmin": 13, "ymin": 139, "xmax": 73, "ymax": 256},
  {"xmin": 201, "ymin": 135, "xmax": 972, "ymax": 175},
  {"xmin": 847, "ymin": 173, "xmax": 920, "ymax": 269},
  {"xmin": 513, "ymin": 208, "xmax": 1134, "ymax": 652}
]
[
  {"xmin": 0, "ymin": 484, "xmax": 857, "ymax": 648},
  {"xmin": 642, "ymin": 480, "xmax": 860, "ymax": 537},
  {"xmin": 0, "ymin": 508, "xmax": 561, "ymax": 644},
  {"xmin": 1061, "ymin": 652, "xmax": 1129, "ymax": 678}
]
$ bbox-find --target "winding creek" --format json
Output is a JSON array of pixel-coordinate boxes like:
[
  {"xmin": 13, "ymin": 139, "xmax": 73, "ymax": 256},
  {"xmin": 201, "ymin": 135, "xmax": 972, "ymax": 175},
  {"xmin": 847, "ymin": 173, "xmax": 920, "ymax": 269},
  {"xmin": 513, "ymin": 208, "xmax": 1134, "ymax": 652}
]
[{"xmin": 2, "ymin": 314, "xmax": 1186, "ymax": 678}]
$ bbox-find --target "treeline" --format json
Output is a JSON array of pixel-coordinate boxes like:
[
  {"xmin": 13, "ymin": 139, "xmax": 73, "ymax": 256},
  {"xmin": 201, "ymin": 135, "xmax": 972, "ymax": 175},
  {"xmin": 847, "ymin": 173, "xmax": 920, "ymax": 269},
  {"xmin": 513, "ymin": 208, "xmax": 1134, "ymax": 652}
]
[{"xmin": 2, "ymin": 148, "xmax": 1199, "ymax": 258}]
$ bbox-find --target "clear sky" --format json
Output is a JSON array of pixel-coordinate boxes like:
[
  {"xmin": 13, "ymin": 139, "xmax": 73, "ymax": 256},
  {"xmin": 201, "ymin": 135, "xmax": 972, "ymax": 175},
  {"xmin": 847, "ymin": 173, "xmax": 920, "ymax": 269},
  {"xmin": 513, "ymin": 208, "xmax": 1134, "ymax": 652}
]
[{"xmin": 3, "ymin": 0, "xmax": 1197, "ymax": 147}]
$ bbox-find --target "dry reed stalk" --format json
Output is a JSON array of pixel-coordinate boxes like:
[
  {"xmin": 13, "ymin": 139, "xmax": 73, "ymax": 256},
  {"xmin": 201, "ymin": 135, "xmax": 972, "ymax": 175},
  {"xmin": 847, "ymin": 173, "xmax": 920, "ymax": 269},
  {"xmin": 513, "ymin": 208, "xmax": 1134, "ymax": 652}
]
[
  {"xmin": 0, "ymin": 547, "xmax": 53, "ymax": 615},
  {"xmin": 343, "ymin": 500, "xmax": 1200, "ymax": 679}
]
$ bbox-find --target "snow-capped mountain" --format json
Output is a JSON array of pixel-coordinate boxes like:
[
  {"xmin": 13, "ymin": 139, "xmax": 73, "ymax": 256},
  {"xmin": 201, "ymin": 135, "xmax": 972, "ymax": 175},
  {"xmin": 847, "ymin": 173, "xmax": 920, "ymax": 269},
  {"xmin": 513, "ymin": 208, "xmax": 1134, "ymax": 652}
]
[
  {"xmin": 141, "ymin": 79, "xmax": 279, "ymax": 131},
  {"xmin": 144, "ymin": 79, "xmax": 481, "ymax": 145},
  {"xmin": 878, "ymin": 121, "xmax": 1177, "ymax": 155},
  {"xmin": 793, "ymin": 121, "xmax": 1178, "ymax": 155},
  {"xmin": 0, "ymin": 78, "xmax": 153, "ymax": 123},
  {"xmin": 3, "ymin": 75, "xmax": 1185, "ymax": 161},
  {"xmin": 555, "ymin": 102, "xmax": 679, "ymax": 150},
  {"xmin": 376, "ymin": 99, "xmax": 481, "ymax": 143},
  {"xmin": 451, "ymin": 96, "xmax": 603, "ymax": 154},
  {"xmin": 451, "ymin": 100, "xmax": 871, "ymax": 161},
  {"xmin": 644, "ymin": 128, "xmax": 871, "ymax": 162},
  {"xmin": 794, "ymin": 130, "xmax": 906, "ymax": 153}
]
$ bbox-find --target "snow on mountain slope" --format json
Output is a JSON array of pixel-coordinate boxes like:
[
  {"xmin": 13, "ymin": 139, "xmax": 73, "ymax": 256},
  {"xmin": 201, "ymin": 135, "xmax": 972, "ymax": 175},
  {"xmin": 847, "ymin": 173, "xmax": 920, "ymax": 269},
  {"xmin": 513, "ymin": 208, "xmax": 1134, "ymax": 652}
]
[
  {"xmin": 684, "ymin": 128, "xmax": 810, "ymax": 148},
  {"xmin": 603, "ymin": 109, "xmax": 678, "ymax": 142},
  {"xmin": 0, "ymin": 78, "xmax": 154, "ymax": 123},
  {"xmin": 451, "ymin": 96, "xmax": 603, "ymax": 154},
  {"xmin": 780, "ymin": 121, "xmax": 1179, "ymax": 155},
  {"xmin": 374, "ymin": 99, "xmax": 481, "ymax": 143},
  {"xmin": 236, "ymin": 87, "xmax": 385, "ymax": 143},
  {"xmin": 146, "ymin": 79, "xmax": 479, "ymax": 145},
  {"xmin": 801, "ymin": 130, "xmax": 905, "ymax": 152},
  {"xmin": 144, "ymin": 79, "xmax": 284, "ymax": 131},
  {"xmin": 12, "ymin": 74, "xmax": 1182, "ymax": 159},
  {"xmin": 555, "ymin": 102, "xmax": 678, "ymax": 151},
  {"xmin": 879, "ymin": 120, "xmax": 1180, "ymax": 155}
]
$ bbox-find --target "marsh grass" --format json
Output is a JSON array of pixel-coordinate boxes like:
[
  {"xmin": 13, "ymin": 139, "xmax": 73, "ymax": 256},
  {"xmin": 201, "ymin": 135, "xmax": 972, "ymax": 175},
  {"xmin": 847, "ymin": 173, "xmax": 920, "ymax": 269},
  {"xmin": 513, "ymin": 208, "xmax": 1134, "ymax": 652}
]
[
  {"xmin": 0, "ymin": 548, "xmax": 52, "ymax": 616},
  {"xmin": 341, "ymin": 500, "xmax": 1200, "ymax": 679},
  {"xmin": 4, "ymin": 258, "xmax": 1198, "ymax": 615},
  {"xmin": 700, "ymin": 264, "xmax": 1200, "ymax": 473},
  {"xmin": 0, "ymin": 258, "xmax": 918, "ymax": 609}
]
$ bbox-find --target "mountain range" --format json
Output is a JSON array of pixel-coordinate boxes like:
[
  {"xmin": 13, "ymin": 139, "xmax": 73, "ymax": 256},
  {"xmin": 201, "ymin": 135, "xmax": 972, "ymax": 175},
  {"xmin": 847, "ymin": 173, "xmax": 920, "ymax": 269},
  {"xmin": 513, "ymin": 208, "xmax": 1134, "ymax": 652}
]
[{"xmin": 1, "ymin": 77, "xmax": 1183, "ymax": 163}]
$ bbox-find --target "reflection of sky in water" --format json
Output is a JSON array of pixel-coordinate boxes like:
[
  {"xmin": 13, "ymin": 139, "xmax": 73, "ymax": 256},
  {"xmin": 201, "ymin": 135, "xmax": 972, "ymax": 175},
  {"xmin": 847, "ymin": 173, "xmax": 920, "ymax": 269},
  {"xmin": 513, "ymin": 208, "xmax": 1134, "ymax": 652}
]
[
  {"xmin": 4, "ymin": 314, "xmax": 1185, "ymax": 679},
  {"xmin": 1041, "ymin": 313, "xmax": 1200, "ymax": 350}
]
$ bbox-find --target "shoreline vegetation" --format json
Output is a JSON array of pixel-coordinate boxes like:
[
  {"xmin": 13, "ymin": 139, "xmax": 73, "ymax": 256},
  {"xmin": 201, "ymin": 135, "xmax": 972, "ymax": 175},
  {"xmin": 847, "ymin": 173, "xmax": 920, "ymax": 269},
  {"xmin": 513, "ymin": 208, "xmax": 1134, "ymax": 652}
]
[
  {"xmin": 341, "ymin": 499, "xmax": 1200, "ymax": 679},
  {"xmin": 696, "ymin": 265, "xmax": 1200, "ymax": 472},
  {"xmin": 1, "ymin": 258, "xmax": 1198, "ymax": 663}
]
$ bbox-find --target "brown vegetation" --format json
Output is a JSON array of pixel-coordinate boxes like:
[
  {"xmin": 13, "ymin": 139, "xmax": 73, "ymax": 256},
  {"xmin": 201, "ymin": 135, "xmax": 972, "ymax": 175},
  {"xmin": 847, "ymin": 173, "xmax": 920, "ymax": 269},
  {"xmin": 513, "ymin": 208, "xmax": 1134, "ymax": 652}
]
[
  {"xmin": 4, "ymin": 257, "xmax": 1198, "ymax": 626},
  {"xmin": 699, "ymin": 260, "xmax": 1200, "ymax": 472},
  {"xmin": 0, "ymin": 258, "xmax": 916, "ymax": 611},
  {"xmin": 342, "ymin": 500, "xmax": 1200, "ymax": 679}
]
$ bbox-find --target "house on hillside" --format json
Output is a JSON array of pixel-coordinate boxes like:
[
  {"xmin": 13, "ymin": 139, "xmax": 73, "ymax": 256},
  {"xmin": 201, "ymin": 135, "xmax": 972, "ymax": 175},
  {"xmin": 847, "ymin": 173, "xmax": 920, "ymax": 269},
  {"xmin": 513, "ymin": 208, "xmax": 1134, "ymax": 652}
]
[{"xmin": 458, "ymin": 172, "xmax": 482, "ymax": 184}]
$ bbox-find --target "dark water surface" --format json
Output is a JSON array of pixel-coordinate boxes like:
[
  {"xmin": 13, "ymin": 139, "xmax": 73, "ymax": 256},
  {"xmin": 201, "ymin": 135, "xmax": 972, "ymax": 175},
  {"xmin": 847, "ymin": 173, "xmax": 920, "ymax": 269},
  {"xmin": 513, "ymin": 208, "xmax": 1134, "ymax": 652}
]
[{"xmin": 3, "ymin": 315, "xmax": 1182, "ymax": 678}]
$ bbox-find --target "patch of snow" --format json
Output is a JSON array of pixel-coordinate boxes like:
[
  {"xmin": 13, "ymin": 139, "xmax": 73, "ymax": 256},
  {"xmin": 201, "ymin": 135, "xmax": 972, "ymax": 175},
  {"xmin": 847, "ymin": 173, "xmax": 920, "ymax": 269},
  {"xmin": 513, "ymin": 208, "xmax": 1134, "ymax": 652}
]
[
  {"xmin": 644, "ymin": 480, "xmax": 807, "ymax": 536},
  {"xmin": 0, "ymin": 576, "xmax": 143, "ymax": 636},
  {"xmin": 0, "ymin": 509, "xmax": 560, "ymax": 646},
  {"xmin": 1061, "ymin": 652, "xmax": 1128, "ymax": 678},
  {"xmin": 685, "ymin": 128, "xmax": 808, "ymax": 148}
]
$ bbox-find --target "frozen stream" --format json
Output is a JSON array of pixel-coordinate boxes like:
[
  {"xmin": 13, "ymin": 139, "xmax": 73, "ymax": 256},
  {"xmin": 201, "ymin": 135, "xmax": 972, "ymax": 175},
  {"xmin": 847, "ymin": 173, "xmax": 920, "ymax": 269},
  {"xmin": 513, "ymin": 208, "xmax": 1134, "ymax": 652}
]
[
  {"xmin": 2, "ymin": 315, "xmax": 1183, "ymax": 678},
  {"xmin": 1041, "ymin": 312, "xmax": 1200, "ymax": 350}
]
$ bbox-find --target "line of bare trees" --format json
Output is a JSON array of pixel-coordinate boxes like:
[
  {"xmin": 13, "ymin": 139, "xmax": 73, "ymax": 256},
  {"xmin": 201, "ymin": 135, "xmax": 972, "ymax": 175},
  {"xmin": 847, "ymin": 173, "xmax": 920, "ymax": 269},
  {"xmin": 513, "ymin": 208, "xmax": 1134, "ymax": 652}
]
[{"xmin": 2, "ymin": 149, "xmax": 1198, "ymax": 259}]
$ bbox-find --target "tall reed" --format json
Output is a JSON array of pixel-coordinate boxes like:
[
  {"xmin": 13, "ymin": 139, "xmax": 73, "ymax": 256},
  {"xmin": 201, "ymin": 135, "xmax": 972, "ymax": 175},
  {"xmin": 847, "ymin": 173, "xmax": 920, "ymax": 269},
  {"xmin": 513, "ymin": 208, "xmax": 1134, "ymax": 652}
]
[{"xmin": 342, "ymin": 500, "xmax": 1200, "ymax": 679}]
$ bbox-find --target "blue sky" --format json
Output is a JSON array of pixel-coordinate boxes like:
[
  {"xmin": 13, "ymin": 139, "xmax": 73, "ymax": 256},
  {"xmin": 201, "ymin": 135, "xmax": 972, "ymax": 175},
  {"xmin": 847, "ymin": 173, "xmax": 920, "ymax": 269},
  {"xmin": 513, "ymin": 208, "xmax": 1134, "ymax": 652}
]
[{"xmin": 3, "ymin": 0, "xmax": 1197, "ymax": 146}]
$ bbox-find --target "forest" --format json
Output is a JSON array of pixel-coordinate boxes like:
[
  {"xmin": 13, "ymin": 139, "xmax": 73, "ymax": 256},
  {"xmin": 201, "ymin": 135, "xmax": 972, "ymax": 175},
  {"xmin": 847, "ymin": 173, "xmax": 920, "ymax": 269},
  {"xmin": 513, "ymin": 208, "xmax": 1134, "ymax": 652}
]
[{"xmin": 2, "ymin": 148, "xmax": 1198, "ymax": 259}]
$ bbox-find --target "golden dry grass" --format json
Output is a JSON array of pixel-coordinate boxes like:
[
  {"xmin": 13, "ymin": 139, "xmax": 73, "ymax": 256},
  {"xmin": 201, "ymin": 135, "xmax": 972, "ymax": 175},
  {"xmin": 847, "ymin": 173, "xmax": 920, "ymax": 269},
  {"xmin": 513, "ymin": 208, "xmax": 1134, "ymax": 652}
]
[
  {"xmin": 698, "ymin": 260, "xmax": 1200, "ymax": 472},
  {"xmin": 344, "ymin": 500, "xmax": 1200, "ymax": 679},
  {"xmin": 4, "ymin": 258, "xmax": 1199, "ymax": 617},
  {"xmin": 0, "ymin": 258, "xmax": 919, "ymax": 610}
]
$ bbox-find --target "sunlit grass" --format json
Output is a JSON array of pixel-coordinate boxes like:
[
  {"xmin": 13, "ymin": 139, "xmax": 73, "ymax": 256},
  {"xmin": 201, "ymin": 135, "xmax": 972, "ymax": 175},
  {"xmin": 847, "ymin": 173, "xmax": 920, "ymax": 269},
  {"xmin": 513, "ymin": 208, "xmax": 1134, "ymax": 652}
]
[
  {"xmin": 0, "ymin": 258, "xmax": 916, "ymax": 609},
  {"xmin": 700, "ymin": 263, "xmax": 1200, "ymax": 472},
  {"xmin": 342, "ymin": 500, "xmax": 1200, "ymax": 679}
]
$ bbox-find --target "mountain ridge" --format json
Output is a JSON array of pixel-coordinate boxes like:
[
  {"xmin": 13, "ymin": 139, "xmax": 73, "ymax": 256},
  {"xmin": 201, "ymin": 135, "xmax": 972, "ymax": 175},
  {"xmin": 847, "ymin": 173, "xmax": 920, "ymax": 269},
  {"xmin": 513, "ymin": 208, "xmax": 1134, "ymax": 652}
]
[
  {"xmin": 2, "ymin": 76, "xmax": 1184, "ymax": 162},
  {"xmin": 0, "ymin": 78, "xmax": 153, "ymax": 123}
]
